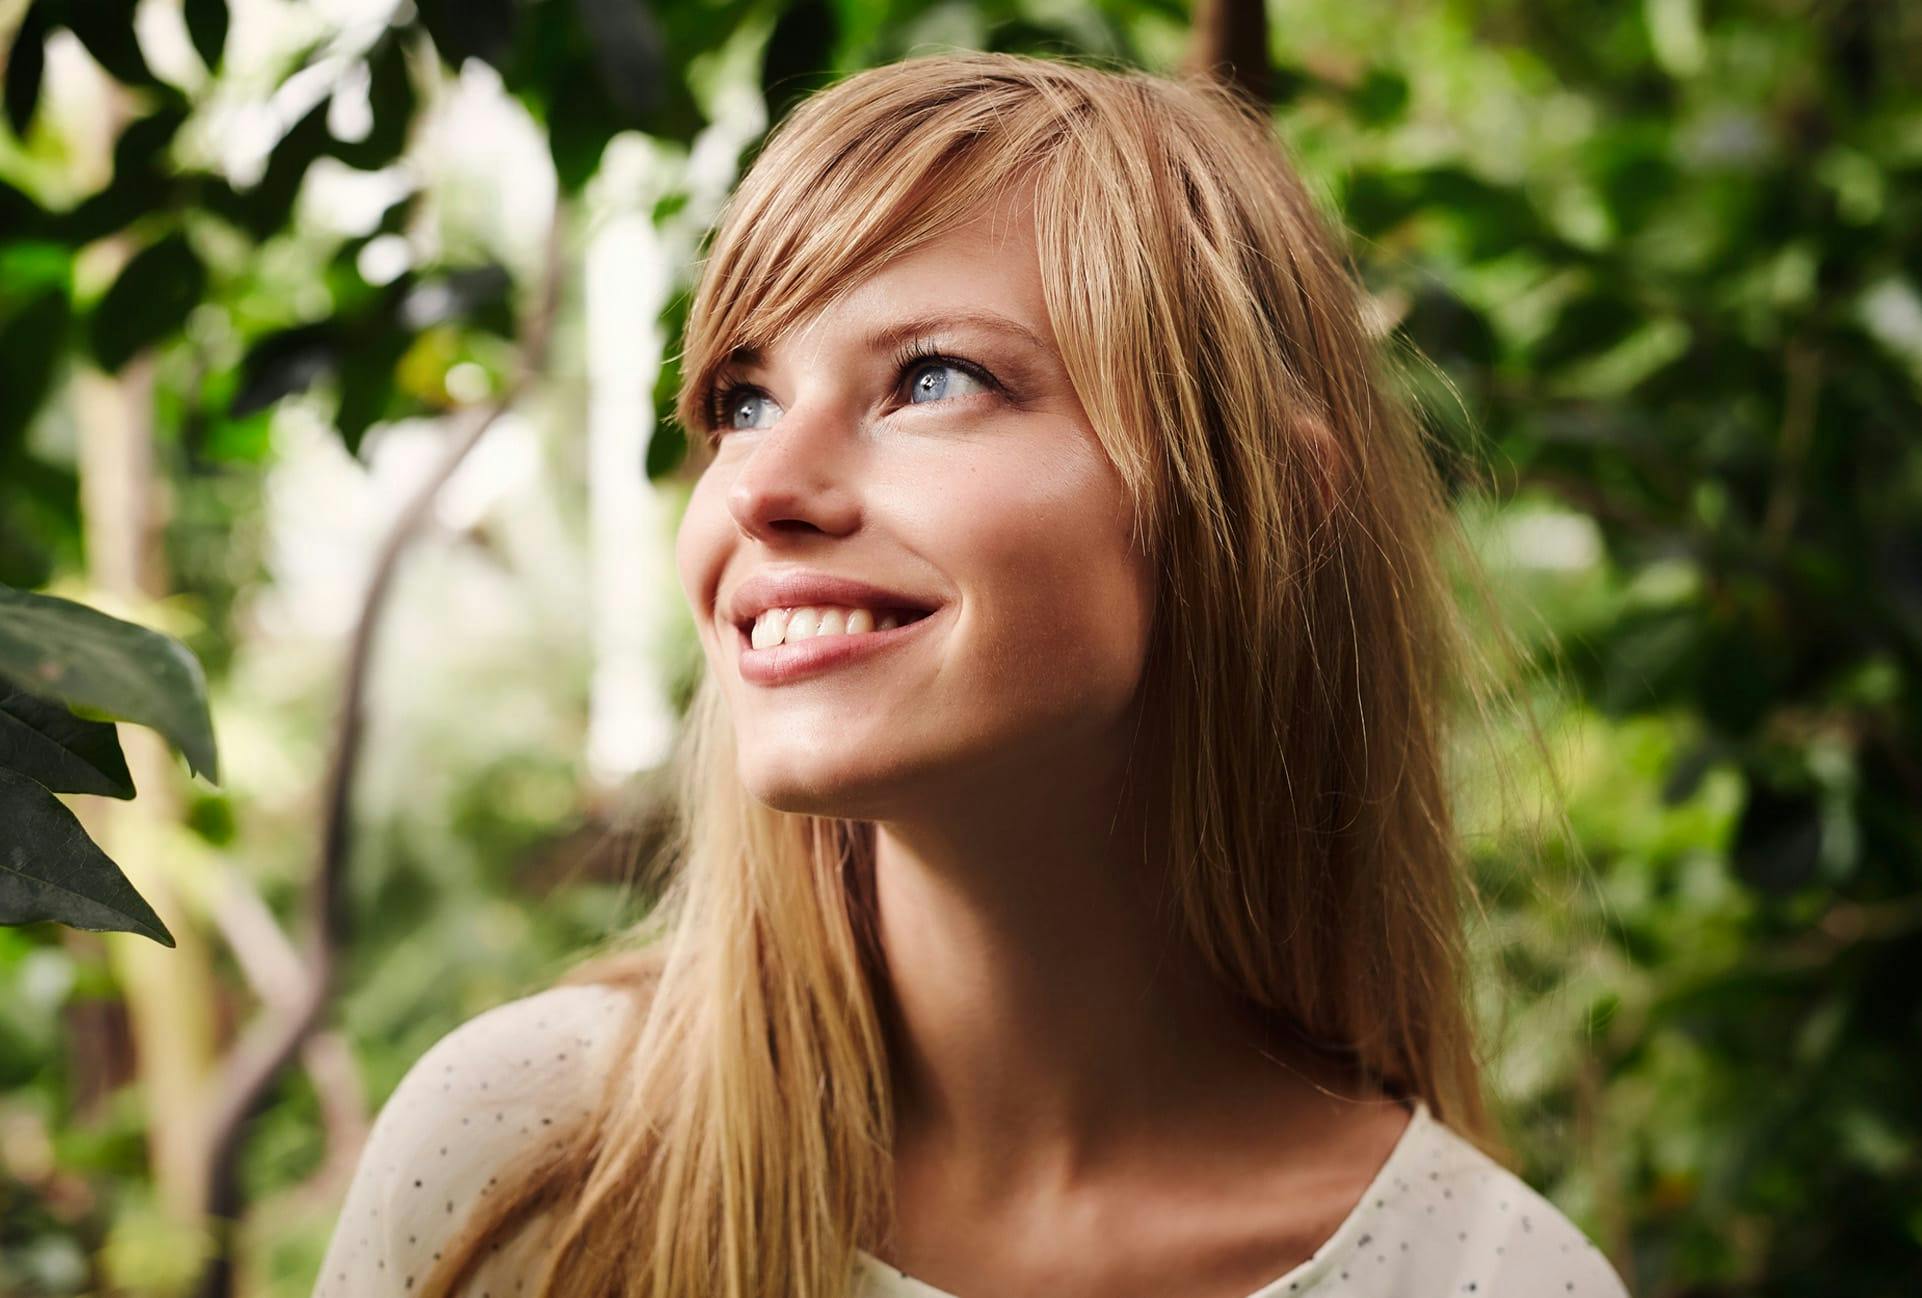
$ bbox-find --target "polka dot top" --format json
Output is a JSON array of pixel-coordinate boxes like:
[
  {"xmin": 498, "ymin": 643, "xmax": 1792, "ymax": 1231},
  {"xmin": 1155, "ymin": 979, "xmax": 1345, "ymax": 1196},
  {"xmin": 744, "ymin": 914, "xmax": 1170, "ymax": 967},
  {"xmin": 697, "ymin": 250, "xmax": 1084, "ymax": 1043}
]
[{"xmin": 313, "ymin": 984, "xmax": 1634, "ymax": 1298}]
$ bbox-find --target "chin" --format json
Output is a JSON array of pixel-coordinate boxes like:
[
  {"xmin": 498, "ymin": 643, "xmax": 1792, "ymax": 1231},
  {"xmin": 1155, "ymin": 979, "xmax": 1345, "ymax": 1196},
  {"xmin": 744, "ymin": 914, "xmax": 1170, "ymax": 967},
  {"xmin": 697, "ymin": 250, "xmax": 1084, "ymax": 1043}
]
[{"xmin": 735, "ymin": 748, "xmax": 906, "ymax": 820}]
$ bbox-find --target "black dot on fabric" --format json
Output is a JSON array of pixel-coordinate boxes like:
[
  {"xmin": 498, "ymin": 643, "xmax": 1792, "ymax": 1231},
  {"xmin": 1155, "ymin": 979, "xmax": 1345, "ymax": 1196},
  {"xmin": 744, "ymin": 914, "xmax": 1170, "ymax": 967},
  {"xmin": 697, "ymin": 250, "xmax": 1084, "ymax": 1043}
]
[
  {"xmin": 1376, "ymin": 1198, "xmax": 1385, "ymax": 1208},
  {"xmin": 409, "ymin": 1235, "xmax": 417, "ymax": 1245},
  {"xmin": 1359, "ymin": 1234, "xmax": 1372, "ymax": 1246},
  {"xmin": 1467, "ymin": 1285, "xmax": 1478, "ymax": 1292},
  {"xmin": 413, "ymin": 1179, "xmax": 422, "ymax": 1188}
]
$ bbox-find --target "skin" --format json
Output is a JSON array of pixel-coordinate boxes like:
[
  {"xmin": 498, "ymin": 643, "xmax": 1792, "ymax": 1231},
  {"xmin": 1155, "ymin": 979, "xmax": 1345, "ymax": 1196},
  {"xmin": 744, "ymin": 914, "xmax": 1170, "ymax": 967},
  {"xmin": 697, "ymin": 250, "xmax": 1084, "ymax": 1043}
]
[{"xmin": 674, "ymin": 179, "xmax": 1411, "ymax": 1298}]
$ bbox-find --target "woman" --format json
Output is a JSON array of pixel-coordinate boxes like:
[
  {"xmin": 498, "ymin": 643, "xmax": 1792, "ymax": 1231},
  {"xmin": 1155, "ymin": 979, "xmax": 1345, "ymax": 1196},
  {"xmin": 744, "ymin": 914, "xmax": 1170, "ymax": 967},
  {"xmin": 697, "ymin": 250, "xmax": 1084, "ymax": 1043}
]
[{"xmin": 314, "ymin": 50, "xmax": 1632, "ymax": 1298}]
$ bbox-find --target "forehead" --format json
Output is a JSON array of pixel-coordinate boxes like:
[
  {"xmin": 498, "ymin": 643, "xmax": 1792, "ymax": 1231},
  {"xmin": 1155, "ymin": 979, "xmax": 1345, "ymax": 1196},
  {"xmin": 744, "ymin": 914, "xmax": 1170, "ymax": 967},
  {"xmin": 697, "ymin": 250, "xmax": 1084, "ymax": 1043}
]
[{"xmin": 776, "ymin": 180, "xmax": 1049, "ymax": 360}]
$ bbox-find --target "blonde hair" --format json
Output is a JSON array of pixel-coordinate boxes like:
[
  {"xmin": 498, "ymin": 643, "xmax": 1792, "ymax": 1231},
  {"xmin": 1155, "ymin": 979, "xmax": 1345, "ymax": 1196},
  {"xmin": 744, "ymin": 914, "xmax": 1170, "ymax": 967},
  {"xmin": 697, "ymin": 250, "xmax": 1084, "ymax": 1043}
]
[{"xmin": 419, "ymin": 48, "xmax": 1551, "ymax": 1298}]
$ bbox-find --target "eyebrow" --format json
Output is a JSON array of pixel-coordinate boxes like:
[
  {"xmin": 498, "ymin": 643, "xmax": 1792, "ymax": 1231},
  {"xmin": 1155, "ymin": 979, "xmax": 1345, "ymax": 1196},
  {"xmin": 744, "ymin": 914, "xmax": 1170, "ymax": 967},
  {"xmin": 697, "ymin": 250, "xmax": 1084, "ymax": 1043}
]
[{"xmin": 721, "ymin": 309, "xmax": 1057, "ymax": 369}]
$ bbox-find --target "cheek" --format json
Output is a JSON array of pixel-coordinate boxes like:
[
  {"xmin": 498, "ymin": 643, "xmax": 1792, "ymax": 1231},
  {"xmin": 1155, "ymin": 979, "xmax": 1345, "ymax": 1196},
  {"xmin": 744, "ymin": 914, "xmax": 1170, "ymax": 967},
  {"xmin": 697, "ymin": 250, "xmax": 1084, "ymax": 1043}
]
[
  {"xmin": 674, "ymin": 474, "xmax": 729, "ymax": 638},
  {"xmin": 948, "ymin": 444, "xmax": 1152, "ymax": 713}
]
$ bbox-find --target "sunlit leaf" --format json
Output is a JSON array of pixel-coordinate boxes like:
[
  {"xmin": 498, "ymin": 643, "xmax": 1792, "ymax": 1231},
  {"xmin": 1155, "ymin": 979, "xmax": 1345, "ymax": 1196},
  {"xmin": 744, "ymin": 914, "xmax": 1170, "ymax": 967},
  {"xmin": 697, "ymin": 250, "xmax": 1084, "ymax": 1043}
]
[{"xmin": 0, "ymin": 586, "xmax": 218, "ymax": 783}]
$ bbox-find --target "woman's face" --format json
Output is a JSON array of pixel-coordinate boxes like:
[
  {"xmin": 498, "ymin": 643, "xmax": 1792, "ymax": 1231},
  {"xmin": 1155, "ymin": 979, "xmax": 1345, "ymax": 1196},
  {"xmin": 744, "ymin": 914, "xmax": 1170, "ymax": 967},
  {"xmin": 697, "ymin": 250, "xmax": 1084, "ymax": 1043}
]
[{"xmin": 674, "ymin": 182, "xmax": 1157, "ymax": 819}]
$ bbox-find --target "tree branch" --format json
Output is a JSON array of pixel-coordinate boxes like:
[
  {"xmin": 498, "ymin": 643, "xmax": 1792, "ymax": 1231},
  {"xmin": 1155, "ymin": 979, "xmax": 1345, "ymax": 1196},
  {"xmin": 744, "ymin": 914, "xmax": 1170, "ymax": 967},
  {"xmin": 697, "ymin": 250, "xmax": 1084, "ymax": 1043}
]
[{"xmin": 192, "ymin": 207, "xmax": 570, "ymax": 1298}]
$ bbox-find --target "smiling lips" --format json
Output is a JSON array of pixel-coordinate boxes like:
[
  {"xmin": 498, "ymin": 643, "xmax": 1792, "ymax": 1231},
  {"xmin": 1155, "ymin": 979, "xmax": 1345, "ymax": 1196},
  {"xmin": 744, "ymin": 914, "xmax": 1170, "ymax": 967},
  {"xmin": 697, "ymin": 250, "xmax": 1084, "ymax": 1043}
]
[
  {"xmin": 731, "ymin": 603, "xmax": 941, "ymax": 686},
  {"xmin": 748, "ymin": 604, "xmax": 926, "ymax": 649}
]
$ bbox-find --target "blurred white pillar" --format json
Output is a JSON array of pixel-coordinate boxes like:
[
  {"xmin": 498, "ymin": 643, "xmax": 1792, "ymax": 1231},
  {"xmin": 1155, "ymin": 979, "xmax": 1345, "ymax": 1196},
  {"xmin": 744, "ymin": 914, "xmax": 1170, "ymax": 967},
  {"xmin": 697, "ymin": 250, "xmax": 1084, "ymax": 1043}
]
[{"xmin": 583, "ymin": 209, "xmax": 679, "ymax": 786}]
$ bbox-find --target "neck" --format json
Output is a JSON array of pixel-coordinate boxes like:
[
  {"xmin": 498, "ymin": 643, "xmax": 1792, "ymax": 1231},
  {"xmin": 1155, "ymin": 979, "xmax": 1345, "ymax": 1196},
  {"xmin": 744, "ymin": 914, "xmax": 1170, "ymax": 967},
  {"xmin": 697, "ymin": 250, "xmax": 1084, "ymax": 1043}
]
[{"xmin": 867, "ymin": 737, "xmax": 1371, "ymax": 1207}]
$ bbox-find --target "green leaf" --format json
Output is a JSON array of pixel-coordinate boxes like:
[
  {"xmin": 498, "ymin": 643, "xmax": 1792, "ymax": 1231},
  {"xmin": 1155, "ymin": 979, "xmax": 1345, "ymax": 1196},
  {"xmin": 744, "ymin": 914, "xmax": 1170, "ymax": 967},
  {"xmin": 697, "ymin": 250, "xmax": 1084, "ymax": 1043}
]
[
  {"xmin": 0, "ymin": 287, "xmax": 72, "ymax": 461},
  {"xmin": 0, "ymin": 680, "xmax": 133, "ymax": 798},
  {"xmin": 4, "ymin": 1, "xmax": 50, "ymax": 138},
  {"xmin": 61, "ymin": 0, "xmax": 160, "ymax": 88},
  {"xmin": 0, "ymin": 767, "xmax": 174, "ymax": 946},
  {"xmin": 183, "ymin": 0, "xmax": 227, "ymax": 74},
  {"xmin": 327, "ymin": 31, "xmax": 415, "ymax": 170},
  {"xmin": 0, "ymin": 585, "xmax": 218, "ymax": 783},
  {"xmin": 88, "ymin": 232, "xmax": 206, "ymax": 372}
]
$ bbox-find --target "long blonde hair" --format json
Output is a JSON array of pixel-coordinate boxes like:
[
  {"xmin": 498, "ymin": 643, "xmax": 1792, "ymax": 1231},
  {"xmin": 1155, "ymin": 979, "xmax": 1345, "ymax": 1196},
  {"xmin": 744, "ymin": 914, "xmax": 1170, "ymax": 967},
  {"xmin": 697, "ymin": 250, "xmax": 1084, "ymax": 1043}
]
[{"xmin": 420, "ymin": 48, "xmax": 1546, "ymax": 1298}]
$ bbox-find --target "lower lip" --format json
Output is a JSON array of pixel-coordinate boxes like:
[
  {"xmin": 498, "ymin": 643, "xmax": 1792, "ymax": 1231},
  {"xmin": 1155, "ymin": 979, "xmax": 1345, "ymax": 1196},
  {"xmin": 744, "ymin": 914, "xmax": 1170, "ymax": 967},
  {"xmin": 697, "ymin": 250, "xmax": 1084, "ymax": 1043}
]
[{"xmin": 734, "ymin": 608, "xmax": 943, "ymax": 686}]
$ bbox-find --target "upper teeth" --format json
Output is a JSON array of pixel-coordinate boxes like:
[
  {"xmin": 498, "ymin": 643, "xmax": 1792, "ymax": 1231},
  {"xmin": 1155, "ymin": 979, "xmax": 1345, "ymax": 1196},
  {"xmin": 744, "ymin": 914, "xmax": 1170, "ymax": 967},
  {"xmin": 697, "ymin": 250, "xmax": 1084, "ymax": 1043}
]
[{"xmin": 749, "ymin": 605, "xmax": 910, "ymax": 649}]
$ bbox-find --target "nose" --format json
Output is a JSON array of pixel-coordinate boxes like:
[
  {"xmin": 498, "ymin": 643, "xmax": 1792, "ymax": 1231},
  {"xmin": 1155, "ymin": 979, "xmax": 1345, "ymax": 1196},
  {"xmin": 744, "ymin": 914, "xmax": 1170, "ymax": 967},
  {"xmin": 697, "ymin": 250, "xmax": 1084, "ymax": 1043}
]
[{"xmin": 723, "ymin": 397, "xmax": 861, "ymax": 541}]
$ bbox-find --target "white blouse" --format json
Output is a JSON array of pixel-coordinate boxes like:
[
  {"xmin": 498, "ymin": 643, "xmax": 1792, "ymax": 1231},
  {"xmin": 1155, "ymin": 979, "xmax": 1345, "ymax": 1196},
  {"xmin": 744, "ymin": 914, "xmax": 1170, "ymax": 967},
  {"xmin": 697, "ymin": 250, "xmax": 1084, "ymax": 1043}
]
[{"xmin": 314, "ymin": 984, "xmax": 1634, "ymax": 1298}]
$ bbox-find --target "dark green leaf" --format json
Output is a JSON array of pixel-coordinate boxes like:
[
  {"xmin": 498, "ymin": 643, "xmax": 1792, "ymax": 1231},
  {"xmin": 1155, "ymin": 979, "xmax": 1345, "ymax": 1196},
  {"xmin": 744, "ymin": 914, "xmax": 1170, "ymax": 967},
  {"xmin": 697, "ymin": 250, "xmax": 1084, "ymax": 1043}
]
[
  {"xmin": 4, "ymin": 1, "xmax": 49, "ymax": 138},
  {"xmin": 0, "ymin": 585, "xmax": 218, "ymax": 783},
  {"xmin": 0, "ymin": 288, "xmax": 72, "ymax": 461},
  {"xmin": 761, "ymin": 0, "xmax": 833, "ymax": 129},
  {"xmin": 1733, "ymin": 776, "xmax": 1824, "ymax": 895},
  {"xmin": 230, "ymin": 322, "xmax": 341, "ymax": 417},
  {"xmin": 575, "ymin": 0, "xmax": 665, "ymax": 120},
  {"xmin": 183, "ymin": 0, "xmax": 227, "ymax": 73},
  {"xmin": 61, "ymin": 0, "xmax": 159, "ymax": 88},
  {"xmin": 0, "ymin": 177, "xmax": 47, "ymax": 243},
  {"xmin": 1534, "ymin": 292, "xmax": 1645, "ymax": 371},
  {"xmin": 212, "ymin": 97, "xmax": 331, "ymax": 241},
  {"xmin": 327, "ymin": 31, "xmax": 416, "ymax": 170},
  {"xmin": 88, "ymin": 232, "xmax": 206, "ymax": 372},
  {"xmin": 0, "ymin": 767, "xmax": 173, "ymax": 945},
  {"xmin": 113, "ymin": 103, "xmax": 189, "ymax": 182},
  {"xmin": 0, "ymin": 680, "xmax": 133, "ymax": 798},
  {"xmin": 334, "ymin": 327, "xmax": 413, "ymax": 457},
  {"xmin": 417, "ymin": 0, "xmax": 517, "ymax": 69},
  {"xmin": 1349, "ymin": 67, "xmax": 1409, "ymax": 126}
]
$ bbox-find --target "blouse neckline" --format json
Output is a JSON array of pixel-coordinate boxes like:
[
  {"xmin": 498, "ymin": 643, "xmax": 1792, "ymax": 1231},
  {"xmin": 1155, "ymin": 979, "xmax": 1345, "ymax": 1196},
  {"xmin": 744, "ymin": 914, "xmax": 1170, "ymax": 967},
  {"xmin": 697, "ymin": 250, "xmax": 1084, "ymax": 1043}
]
[{"xmin": 854, "ymin": 1096, "xmax": 1434, "ymax": 1298}]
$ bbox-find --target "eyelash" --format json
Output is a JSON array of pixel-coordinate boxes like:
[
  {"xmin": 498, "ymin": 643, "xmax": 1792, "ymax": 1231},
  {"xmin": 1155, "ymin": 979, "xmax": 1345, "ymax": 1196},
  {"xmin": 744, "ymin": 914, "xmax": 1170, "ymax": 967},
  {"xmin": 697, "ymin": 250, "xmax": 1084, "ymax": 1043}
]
[{"xmin": 701, "ymin": 338, "xmax": 1005, "ymax": 438}]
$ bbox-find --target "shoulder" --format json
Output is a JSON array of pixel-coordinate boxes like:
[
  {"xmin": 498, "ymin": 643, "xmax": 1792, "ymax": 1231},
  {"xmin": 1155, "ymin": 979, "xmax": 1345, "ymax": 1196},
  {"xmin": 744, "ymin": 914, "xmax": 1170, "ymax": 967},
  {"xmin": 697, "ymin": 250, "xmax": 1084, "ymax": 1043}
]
[
  {"xmin": 312, "ymin": 982, "xmax": 637, "ymax": 1297},
  {"xmin": 1366, "ymin": 1104, "xmax": 1633, "ymax": 1298}
]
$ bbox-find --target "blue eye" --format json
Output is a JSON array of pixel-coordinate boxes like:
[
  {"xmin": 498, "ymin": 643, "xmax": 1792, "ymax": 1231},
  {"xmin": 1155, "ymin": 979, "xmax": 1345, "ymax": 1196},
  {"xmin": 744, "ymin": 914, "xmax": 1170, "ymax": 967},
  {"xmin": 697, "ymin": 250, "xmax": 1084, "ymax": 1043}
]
[
  {"xmin": 723, "ymin": 390, "xmax": 781, "ymax": 431},
  {"xmin": 703, "ymin": 347, "xmax": 1002, "ymax": 439},
  {"xmin": 905, "ymin": 359, "xmax": 989, "ymax": 404}
]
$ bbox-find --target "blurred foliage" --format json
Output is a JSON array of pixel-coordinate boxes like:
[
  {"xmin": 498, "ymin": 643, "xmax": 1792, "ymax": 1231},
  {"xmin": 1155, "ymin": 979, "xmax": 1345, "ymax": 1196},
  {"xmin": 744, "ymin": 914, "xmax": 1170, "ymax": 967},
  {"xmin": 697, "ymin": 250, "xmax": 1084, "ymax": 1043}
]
[{"xmin": 0, "ymin": 0, "xmax": 1917, "ymax": 1295}]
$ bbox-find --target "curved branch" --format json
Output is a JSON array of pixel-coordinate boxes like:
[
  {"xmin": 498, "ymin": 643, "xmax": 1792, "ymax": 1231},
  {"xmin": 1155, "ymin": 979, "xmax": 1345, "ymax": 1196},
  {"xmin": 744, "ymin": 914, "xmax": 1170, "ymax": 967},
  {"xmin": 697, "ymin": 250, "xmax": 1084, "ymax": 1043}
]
[{"xmin": 192, "ymin": 208, "xmax": 569, "ymax": 1298}]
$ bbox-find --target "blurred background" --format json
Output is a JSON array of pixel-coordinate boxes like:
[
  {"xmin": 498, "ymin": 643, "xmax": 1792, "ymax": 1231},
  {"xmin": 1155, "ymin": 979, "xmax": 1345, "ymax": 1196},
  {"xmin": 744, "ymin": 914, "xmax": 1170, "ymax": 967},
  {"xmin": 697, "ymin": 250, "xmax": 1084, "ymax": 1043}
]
[{"xmin": 0, "ymin": 0, "xmax": 1917, "ymax": 1294}]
